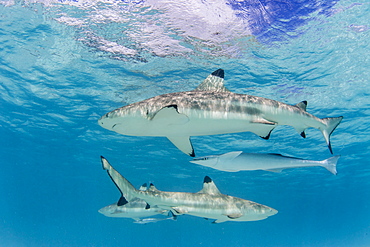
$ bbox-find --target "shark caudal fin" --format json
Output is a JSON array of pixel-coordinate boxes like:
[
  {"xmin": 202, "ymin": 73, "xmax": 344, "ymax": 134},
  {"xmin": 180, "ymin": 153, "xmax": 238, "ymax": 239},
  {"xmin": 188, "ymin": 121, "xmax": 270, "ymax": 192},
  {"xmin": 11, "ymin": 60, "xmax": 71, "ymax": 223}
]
[
  {"xmin": 101, "ymin": 156, "xmax": 138, "ymax": 205},
  {"xmin": 320, "ymin": 116, "xmax": 343, "ymax": 154},
  {"xmin": 321, "ymin": 155, "xmax": 340, "ymax": 175}
]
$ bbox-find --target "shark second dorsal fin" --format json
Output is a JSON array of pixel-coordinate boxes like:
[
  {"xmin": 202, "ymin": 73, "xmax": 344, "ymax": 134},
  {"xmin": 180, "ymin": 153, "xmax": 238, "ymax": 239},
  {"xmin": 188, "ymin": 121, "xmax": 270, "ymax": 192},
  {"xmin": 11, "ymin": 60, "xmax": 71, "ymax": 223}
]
[
  {"xmin": 198, "ymin": 176, "xmax": 221, "ymax": 195},
  {"xmin": 195, "ymin": 69, "xmax": 230, "ymax": 93}
]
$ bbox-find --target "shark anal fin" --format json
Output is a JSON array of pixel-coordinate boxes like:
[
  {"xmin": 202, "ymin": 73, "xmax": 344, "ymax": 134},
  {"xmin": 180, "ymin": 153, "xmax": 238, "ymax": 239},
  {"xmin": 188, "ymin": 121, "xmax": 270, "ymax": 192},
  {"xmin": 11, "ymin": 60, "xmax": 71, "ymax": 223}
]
[
  {"xmin": 167, "ymin": 136, "xmax": 195, "ymax": 157},
  {"xmin": 117, "ymin": 196, "xmax": 129, "ymax": 206},
  {"xmin": 151, "ymin": 105, "xmax": 189, "ymax": 125}
]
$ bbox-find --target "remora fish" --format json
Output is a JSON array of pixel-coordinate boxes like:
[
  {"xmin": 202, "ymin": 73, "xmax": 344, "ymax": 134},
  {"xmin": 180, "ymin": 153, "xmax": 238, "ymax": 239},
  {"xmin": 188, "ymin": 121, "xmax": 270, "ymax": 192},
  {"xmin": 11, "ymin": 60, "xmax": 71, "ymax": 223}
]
[
  {"xmin": 191, "ymin": 151, "xmax": 340, "ymax": 175},
  {"xmin": 101, "ymin": 156, "xmax": 277, "ymax": 223},
  {"xmin": 98, "ymin": 69, "xmax": 343, "ymax": 156}
]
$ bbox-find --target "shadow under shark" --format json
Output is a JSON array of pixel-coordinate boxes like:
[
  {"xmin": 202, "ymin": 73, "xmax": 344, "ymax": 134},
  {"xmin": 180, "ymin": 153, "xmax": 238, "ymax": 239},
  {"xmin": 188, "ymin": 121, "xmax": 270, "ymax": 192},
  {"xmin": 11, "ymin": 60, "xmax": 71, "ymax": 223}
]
[{"xmin": 100, "ymin": 156, "xmax": 277, "ymax": 223}]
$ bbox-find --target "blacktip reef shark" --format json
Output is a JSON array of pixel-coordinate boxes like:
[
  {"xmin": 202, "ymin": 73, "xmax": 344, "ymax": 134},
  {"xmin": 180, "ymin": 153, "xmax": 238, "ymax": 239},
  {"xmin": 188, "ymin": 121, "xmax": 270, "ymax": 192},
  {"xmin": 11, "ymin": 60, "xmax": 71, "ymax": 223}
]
[
  {"xmin": 99, "ymin": 182, "xmax": 175, "ymax": 224},
  {"xmin": 98, "ymin": 69, "xmax": 343, "ymax": 157},
  {"xmin": 191, "ymin": 151, "xmax": 340, "ymax": 175},
  {"xmin": 101, "ymin": 156, "xmax": 278, "ymax": 223},
  {"xmin": 99, "ymin": 198, "xmax": 170, "ymax": 223}
]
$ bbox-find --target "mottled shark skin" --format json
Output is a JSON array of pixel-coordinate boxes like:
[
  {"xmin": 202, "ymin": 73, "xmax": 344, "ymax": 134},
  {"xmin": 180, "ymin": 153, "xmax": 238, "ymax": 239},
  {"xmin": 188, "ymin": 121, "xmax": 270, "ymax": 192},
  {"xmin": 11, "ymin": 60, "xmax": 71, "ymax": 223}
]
[
  {"xmin": 98, "ymin": 69, "xmax": 343, "ymax": 156},
  {"xmin": 191, "ymin": 152, "xmax": 340, "ymax": 175},
  {"xmin": 101, "ymin": 156, "xmax": 278, "ymax": 223}
]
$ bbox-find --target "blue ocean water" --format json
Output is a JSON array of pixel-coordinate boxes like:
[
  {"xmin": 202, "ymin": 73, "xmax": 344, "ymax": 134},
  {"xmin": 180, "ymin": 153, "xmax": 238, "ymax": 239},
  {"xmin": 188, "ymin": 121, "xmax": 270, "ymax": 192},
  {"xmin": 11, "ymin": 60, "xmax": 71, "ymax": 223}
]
[{"xmin": 1, "ymin": 0, "xmax": 369, "ymax": 246}]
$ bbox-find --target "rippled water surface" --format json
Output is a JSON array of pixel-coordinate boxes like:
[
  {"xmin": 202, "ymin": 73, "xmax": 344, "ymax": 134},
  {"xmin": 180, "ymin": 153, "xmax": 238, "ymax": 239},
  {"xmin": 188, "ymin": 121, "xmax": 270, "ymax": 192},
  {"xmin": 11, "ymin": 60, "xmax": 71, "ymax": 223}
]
[{"xmin": 1, "ymin": 0, "xmax": 369, "ymax": 246}]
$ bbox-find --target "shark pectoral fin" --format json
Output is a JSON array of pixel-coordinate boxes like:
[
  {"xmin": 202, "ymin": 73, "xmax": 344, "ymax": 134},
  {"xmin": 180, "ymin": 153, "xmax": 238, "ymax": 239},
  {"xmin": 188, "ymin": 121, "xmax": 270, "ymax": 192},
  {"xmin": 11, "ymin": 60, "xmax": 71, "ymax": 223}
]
[
  {"xmin": 265, "ymin": 168, "xmax": 284, "ymax": 173},
  {"xmin": 152, "ymin": 105, "xmax": 189, "ymax": 125},
  {"xmin": 145, "ymin": 203, "xmax": 151, "ymax": 210},
  {"xmin": 117, "ymin": 196, "xmax": 129, "ymax": 206},
  {"xmin": 171, "ymin": 206, "xmax": 188, "ymax": 215},
  {"xmin": 167, "ymin": 136, "xmax": 195, "ymax": 157},
  {"xmin": 249, "ymin": 123, "xmax": 275, "ymax": 140},
  {"xmin": 226, "ymin": 213, "xmax": 243, "ymax": 219}
]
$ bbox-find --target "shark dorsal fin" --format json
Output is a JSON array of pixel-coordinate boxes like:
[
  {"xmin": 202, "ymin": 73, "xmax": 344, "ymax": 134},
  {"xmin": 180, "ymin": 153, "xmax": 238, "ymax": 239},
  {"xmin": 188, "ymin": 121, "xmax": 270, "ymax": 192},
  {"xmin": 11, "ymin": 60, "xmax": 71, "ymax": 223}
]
[
  {"xmin": 139, "ymin": 183, "xmax": 147, "ymax": 191},
  {"xmin": 195, "ymin": 69, "xmax": 230, "ymax": 92},
  {"xmin": 148, "ymin": 183, "xmax": 159, "ymax": 192},
  {"xmin": 295, "ymin": 101, "xmax": 307, "ymax": 111},
  {"xmin": 198, "ymin": 176, "xmax": 221, "ymax": 195}
]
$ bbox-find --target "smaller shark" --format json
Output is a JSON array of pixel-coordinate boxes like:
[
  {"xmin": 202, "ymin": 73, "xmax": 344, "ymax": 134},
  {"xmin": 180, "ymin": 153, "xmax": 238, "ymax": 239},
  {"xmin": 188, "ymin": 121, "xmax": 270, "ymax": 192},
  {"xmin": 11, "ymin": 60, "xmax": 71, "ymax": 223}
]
[
  {"xmin": 191, "ymin": 152, "xmax": 340, "ymax": 175},
  {"xmin": 101, "ymin": 156, "xmax": 277, "ymax": 223},
  {"xmin": 99, "ymin": 183, "xmax": 170, "ymax": 223},
  {"xmin": 98, "ymin": 198, "xmax": 169, "ymax": 222}
]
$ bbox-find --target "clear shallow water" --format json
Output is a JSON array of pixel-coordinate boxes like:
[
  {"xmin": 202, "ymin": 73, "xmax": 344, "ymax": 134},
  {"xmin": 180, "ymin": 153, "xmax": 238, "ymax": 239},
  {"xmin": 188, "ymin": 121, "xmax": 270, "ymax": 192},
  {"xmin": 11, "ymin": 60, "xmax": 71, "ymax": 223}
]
[{"xmin": 0, "ymin": 0, "xmax": 369, "ymax": 246}]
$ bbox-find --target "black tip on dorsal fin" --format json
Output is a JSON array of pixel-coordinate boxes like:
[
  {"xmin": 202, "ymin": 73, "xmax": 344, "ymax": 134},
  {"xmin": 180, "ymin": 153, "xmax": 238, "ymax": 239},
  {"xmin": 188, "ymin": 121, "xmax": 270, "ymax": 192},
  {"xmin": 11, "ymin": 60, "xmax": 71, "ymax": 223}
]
[
  {"xmin": 211, "ymin": 69, "xmax": 224, "ymax": 79},
  {"xmin": 204, "ymin": 176, "xmax": 212, "ymax": 183},
  {"xmin": 117, "ymin": 196, "xmax": 129, "ymax": 206}
]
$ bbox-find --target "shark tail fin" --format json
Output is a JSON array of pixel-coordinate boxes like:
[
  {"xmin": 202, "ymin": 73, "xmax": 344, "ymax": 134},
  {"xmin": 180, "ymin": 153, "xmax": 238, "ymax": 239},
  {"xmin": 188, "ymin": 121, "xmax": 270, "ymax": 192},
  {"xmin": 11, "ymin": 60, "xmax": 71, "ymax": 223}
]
[
  {"xmin": 101, "ymin": 156, "xmax": 138, "ymax": 203},
  {"xmin": 321, "ymin": 155, "xmax": 340, "ymax": 175},
  {"xmin": 320, "ymin": 116, "xmax": 343, "ymax": 154}
]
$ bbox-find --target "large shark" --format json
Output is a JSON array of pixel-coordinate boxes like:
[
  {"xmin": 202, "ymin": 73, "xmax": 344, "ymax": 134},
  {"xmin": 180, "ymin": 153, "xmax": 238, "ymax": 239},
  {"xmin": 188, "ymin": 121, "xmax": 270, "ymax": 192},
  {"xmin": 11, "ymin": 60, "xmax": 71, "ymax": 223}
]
[
  {"xmin": 191, "ymin": 151, "xmax": 340, "ymax": 175},
  {"xmin": 98, "ymin": 69, "xmax": 343, "ymax": 156},
  {"xmin": 101, "ymin": 156, "xmax": 278, "ymax": 223}
]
